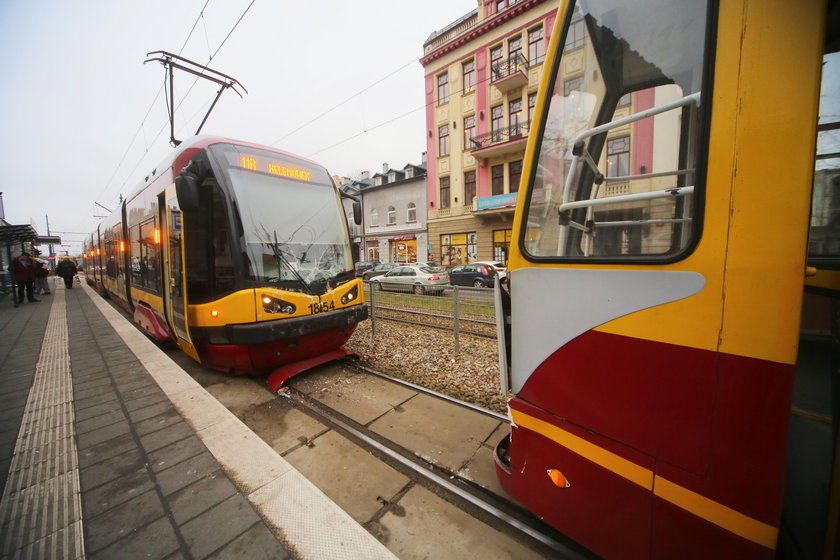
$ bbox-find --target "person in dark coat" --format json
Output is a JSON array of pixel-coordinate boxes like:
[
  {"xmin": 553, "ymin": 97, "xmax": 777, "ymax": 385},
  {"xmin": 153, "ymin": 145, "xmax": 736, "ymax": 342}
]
[
  {"xmin": 11, "ymin": 252, "xmax": 39, "ymax": 303},
  {"xmin": 55, "ymin": 258, "xmax": 78, "ymax": 289},
  {"xmin": 34, "ymin": 260, "xmax": 51, "ymax": 295}
]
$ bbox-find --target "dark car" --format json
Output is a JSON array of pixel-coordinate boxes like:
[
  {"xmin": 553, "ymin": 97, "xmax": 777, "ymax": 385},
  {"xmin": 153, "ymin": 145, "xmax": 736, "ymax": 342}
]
[
  {"xmin": 362, "ymin": 262, "xmax": 398, "ymax": 280},
  {"xmin": 449, "ymin": 263, "xmax": 497, "ymax": 288},
  {"xmin": 354, "ymin": 260, "xmax": 378, "ymax": 276}
]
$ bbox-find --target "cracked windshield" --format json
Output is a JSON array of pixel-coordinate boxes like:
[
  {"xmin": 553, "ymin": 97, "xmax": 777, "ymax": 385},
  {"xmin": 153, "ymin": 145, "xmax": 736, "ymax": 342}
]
[{"xmin": 217, "ymin": 148, "xmax": 353, "ymax": 291}]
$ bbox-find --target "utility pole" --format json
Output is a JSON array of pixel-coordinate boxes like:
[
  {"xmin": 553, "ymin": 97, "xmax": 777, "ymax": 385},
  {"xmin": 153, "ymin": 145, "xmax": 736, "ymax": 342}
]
[{"xmin": 46, "ymin": 214, "xmax": 55, "ymax": 270}]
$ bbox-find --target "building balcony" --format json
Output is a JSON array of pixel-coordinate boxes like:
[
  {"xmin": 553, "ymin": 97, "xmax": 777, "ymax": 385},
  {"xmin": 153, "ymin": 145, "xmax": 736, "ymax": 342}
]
[
  {"xmin": 469, "ymin": 120, "xmax": 531, "ymax": 162},
  {"xmin": 491, "ymin": 54, "xmax": 529, "ymax": 93}
]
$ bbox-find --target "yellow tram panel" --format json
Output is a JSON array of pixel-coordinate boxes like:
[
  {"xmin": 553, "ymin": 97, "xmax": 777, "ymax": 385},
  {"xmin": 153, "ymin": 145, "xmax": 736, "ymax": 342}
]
[
  {"xmin": 189, "ymin": 290, "xmax": 257, "ymax": 327},
  {"xmin": 508, "ymin": 0, "xmax": 823, "ymax": 368}
]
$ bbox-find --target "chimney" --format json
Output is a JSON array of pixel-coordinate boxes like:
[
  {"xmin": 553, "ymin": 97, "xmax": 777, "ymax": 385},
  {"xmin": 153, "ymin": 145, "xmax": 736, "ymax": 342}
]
[
  {"xmin": 382, "ymin": 163, "xmax": 389, "ymax": 174},
  {"xmin": 421, "ymin": 152, "xmax": 427, "ymax": 165},
  {"xmin": 360, "ymin": 170, "xmax": 370, "ymax": 180}
]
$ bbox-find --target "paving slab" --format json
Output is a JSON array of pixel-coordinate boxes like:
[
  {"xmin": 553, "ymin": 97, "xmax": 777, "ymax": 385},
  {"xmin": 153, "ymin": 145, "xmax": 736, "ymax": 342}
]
[
  {"xmin": 376, "ymin": 484, "xmax": 545, "ymax": 560},
  {"xmin": 292, "ymin": 367, "xmax": 418, "ymax": 425},
  {"xmin": 283, "ymin": 428, "xmax": 410, "ymax": 523},
  {"xmin": 369, "ymin": 392, "xmax": 503, "ymax": 471}
]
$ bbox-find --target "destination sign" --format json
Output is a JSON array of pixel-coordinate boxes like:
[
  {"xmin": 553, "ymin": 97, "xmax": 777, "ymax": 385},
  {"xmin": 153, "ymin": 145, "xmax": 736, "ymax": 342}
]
[{"xmin": 238, "ymin": 155, "xmax": 312, "ymax": 182}]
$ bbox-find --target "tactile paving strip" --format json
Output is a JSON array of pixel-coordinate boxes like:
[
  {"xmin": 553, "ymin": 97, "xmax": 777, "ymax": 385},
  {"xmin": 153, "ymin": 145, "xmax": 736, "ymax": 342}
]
[{"xmin": 0, "ymin": 290, "xmax": 85, "ymax": 559}]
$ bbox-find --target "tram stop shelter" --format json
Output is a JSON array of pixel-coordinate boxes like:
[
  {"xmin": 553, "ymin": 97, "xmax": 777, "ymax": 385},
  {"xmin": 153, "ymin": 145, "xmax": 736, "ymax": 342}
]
[{"xmin": 0, "ymin": 223, "xmax": 39, "ymax": 307}]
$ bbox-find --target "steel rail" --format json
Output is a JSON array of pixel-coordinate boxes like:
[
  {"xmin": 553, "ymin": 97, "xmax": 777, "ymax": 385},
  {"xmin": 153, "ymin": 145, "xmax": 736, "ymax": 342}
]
[
  {"xmin": 370, "ymin": 312, "xmax": 497, "ymax": 339},
  {"xmin": 350, "ymin": 363, "xmax": 509, "ymax": 423}
]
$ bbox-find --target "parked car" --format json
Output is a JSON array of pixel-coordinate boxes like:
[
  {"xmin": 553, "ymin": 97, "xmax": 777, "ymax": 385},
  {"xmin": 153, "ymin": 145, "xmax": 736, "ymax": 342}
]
[
  {"xmin": 469, "ymin": 260, "xmax": 507, "ymax": 280},
  {"xmin": 354, "ymin": 260, "xmax": 378, "ymax": 276},
  {"xmin": 362, "ymin": 262, "xmax": 398, "ymax": 280},
  {"xmin": 449, "ymin": 263, "xmax": 497, "ymax": 288},
  {"xmin": 369, "ymin": 265, "xmax": 449, "ymax": 295}
]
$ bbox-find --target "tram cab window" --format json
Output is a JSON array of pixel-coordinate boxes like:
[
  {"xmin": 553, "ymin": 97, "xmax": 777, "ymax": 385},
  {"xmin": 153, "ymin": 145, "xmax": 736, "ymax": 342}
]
[
  {"xmin": 522, "ymin": 0, "xmax": 710, "ymax": 261},
  {"xmin": 184, "ymin": 179, "xmax": 235, "ymax": 303},
  {"xmin": 810, "ymin": 50, "xmax": 840, "ymax": 266}
]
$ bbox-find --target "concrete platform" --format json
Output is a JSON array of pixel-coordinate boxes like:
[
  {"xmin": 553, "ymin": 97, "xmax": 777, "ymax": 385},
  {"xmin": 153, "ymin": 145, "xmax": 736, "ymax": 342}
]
[{"xmin": 0, "ymin": 281, "xmax": 395, "ymax": 559}]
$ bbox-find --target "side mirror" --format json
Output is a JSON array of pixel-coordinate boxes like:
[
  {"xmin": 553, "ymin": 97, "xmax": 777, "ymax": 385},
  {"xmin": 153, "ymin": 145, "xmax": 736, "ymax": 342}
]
[
  {"xmin": 353, "ymin": 201, "xmax": 362, "ymax": 225},
  {"xmin": 175, "ymin": 174, "xmax": 201, "ymax": 211}
]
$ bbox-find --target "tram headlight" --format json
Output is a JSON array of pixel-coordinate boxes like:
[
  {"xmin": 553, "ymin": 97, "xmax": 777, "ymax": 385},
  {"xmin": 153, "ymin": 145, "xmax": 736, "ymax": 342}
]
[
  {"xmin": 262, "ymin": 295, "xmax": 296, "ymax": 315},
  {"xmin": 340, "ymin": 285, "xmax": 359, "ymax": 305}
]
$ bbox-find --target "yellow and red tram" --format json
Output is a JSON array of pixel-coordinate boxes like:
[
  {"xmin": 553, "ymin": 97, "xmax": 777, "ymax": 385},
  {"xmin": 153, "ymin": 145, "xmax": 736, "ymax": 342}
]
[
  {"xmin": 495, "ymin": 0, "xmax": 839, "ymax": 558},
  {"xmin": 84, "ymin": 136, "xmax": 367, "ymax": 390}
]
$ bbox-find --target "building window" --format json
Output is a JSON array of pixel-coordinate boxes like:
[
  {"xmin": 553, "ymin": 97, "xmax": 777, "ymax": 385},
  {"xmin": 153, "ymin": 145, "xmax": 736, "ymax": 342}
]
[
  {"xmin": 405, "ymin": 167, "xmax": 414, "ymax": 178},
  {"xmin": 441, "ymin": 232, "xmax": 477, "ymax": 267},
  {"xmin": 528, "ymin": 92, "xmax": 537, "ymax": 123},
  {"xmin": 618, "ymin": 93, "xmax": 632, "ymax": 107},
  {"xmin": 509, "ymin": 98, "xmax": 523, "ymax": 137},
  {"xmin": 463, "ymin": 59, "xmax": 475, "ymax": 94},
  {"xmin": 464, "ymin": 170, "xmax": 476, "ymax": 205},
  {"xmin": 437, "ymin": 72, "xmax": 449, "ymax": 104},
  {"xmin": 564, "ymin": 76, "xmax": 584, "ymax": 96},
  {"xmin": 509, "ymin": 36, "xmax": 523, "ymax": 68},
  {"xmin": 490, "ymin": 45, "xmax": 503, "ymax": 78},
  {"xmin": 564, "ymin": 6, "xmax": 585, "ymax": 52},
  {"xmin": 387, "ymin": 206, "xmax": 396, "ymax": 225},
  {"xmin": 370, "ymin": 208, "xmax": 379, "ymax": 227},
  {"xmin": 492, "ymin": 165, "xmax": 505, "ymax": 195},
  {"xmin": 528, "ymin": 26, "xmax": 545, "ymax": 65},
  {"xmin": 407, "ymin": 202, "xmax": 416, "ymax": 223},
  {"xmin": 491, "ymin": 105, "xmax": 504, "ymax": 142},
  {"xmin": 493, "ymin": 229, "xmax": 512, "ymax": 264},
  {"xmin": 509, "ymin": 160, "xmax": 523, "ymax": 193},
  {"xmin": 464, "ymin": 115, "xmax": 476, "ymax": 149},
  {"xmin": 440, "ymin": 177, "xmax": 451, "ymax": 209},
  {"xmin": 606, "ymin": 136, "xmax": 630, "ymax": 177},
  {"xmin": 496, "ymin": 1, "xmax": 507, "ymax": 11},
  {"xmin": 439, "ymin": 124, "xmax": 450, "ymax": 157}
]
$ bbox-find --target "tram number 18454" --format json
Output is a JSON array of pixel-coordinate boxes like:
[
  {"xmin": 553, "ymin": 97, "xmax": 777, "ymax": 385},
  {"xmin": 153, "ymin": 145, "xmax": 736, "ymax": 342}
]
[{"xmin": 309, "ymin": 301, "xmax": 336, "ymax": 314}]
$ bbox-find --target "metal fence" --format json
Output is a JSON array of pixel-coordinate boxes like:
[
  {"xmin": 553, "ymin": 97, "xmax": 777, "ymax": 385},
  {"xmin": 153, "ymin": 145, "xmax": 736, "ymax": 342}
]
[{"xmin": 363, "ymin": 281, "xmax": 497, "ymax": 352}]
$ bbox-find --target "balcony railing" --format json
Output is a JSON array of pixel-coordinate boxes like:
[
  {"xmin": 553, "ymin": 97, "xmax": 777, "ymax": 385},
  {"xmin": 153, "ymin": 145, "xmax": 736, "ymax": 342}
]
[
  {"xmin": 469, "ymin": 120, "xmax": 532, "ymax": 151},
  {"xmin": 491, "ymin": 53, "xmax": 529, "ymax": 82}
]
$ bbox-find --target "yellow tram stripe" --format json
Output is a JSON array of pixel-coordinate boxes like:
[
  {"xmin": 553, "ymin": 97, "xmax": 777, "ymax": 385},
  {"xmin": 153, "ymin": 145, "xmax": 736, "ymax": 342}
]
[
  {"xmin": 511, "ymin": 410, "xmax": 654, "ymax": 490},
  {"xmin": 653, "ymin": 477, "xmax": 778, "ymax": 549},
  {"xmin": 510, "ymin": 409, "xmax": 778, "ymax": 549}
]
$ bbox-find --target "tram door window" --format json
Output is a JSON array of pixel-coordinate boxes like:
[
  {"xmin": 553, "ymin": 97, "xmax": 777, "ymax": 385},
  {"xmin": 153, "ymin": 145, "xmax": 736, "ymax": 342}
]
[
  {"xmin": 130, "ymin": 219, "xmax": 161, "ymax": 294},
  {"xmin": 522, "ymin": 1, "xmax": 709, "ymax": 261},
  {"xmin": 810, "ymin": 50, "xmax": 840, "ymax": 264},
  {"xmin": 168, "ymin": 204, "xmax": 188, "ymax": 341},
  {"xmin": 184, "ymin": 180, "xmax": 235, "ymax": 303}
]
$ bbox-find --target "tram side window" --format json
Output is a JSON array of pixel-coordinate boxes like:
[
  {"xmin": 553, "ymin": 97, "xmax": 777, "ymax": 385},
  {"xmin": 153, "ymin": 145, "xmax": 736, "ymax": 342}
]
[
  {"xmin": 810, "ymin": 50, "xmax": 840, "ymax": 264},
  {"xmin": 522, "ymin": 0, "xmax": 709, "ymax": 261},
  {"xmin": 130, "ymin": 219, "xmax": 160, "ymax": 294},
  {"xmin": 184, "ymin": 180, "xmax": 235, "ymax": 303}
]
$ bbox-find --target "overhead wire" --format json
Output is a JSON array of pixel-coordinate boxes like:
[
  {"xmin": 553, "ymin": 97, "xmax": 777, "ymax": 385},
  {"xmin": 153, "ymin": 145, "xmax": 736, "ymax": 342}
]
[{"xmin": 92, "ymin": 0, "xmax": 255, "ymax": 222}]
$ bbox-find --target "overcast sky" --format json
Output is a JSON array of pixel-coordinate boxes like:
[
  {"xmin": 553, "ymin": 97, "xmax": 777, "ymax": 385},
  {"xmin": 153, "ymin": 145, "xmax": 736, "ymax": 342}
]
[{"xmin": 0, "ymin": 0, "xmax": 476, "ymax": 253}]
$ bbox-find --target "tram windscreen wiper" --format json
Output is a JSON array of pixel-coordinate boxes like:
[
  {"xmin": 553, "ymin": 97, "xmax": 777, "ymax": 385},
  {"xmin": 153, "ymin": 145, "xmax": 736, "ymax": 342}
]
[{"xmin": 269, "ymin": 230, "xmax": 314, "ymax": 295}]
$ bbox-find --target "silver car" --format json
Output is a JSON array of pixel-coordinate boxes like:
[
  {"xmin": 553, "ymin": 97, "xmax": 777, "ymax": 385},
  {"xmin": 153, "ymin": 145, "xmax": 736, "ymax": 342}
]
[{"xmin": 369, "ymin": 265, "xmax": 449, "ymax": 295}]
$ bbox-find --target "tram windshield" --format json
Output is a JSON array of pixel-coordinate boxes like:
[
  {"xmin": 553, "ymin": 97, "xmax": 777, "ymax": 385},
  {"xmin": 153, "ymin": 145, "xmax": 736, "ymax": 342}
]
[
  {"xmin": 209, "ymin": 145, "xmax": 353, "ymax": 293},
  {"xmin": 521, "ymin": 0, "xmax": 710, "ymax": 260}
]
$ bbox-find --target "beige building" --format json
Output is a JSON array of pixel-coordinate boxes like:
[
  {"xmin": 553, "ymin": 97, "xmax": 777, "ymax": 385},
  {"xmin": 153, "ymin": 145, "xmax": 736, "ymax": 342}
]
[{"xmin": 421, "ymin": 0, "xmax": 559, "ymax": 266}]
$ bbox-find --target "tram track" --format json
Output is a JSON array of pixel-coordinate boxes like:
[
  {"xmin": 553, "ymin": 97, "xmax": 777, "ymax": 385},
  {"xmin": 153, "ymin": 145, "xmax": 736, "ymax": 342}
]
[{"xmin": 283, "ymin": 367, "xmax": 591, "ymax": 559}]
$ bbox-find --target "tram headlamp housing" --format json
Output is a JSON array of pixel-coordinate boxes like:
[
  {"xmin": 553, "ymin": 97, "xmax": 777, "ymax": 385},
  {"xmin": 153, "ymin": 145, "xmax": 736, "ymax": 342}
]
[
  {"xmin": 262, "ymin": 295, "xmax": 296, "ymax": 315},
  {"xmin": 340, "ymin": 285, "xmax": 359, "ymax": 305}
]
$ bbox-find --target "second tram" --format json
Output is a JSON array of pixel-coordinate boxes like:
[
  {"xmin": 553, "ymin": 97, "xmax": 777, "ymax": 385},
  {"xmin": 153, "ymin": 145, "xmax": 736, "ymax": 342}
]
[
  {"xmin": 85, "ymin": 136, "xmax": 367, "ymax": 389},
  {"xmin": 495, "ymin": 0, "xmax": 839, "ymax": 558}
]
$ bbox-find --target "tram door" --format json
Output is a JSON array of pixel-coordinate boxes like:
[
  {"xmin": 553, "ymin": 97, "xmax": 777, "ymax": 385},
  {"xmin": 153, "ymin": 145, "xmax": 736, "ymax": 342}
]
[{"xmin": 165, "ymin": 185, "xmax": 200, "ymax": 362}]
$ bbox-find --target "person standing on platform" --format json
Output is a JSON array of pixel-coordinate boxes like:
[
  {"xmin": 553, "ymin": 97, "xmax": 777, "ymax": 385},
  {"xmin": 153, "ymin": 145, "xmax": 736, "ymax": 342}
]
[
  {"xmin": 56, "ymin": 257, "xmax": 78, "ymax": 289},
  {"xmin": 34, "ymin": 260, "xmax": 51, "ymax": 295},
  {"xmin": 11, "ymin": 252, "xmax": 39, "ymax": 303}
]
